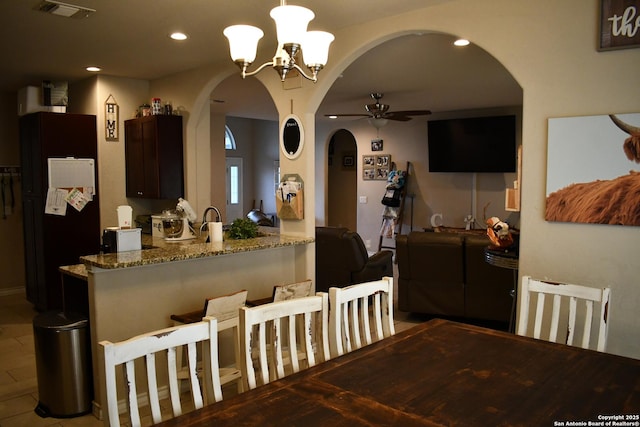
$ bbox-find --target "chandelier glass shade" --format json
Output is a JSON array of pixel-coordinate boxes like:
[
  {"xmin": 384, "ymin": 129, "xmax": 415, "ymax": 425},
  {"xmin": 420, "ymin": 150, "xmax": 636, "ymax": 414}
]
[{"xmin": 223, "ymin": 2, "xmax": 334, "ymax": 82}]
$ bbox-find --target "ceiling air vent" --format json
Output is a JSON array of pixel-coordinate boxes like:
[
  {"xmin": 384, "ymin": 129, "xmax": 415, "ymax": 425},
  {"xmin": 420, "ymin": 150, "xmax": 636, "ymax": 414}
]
[{"xmin": 35, "ymin": 0, "xmax": 95, "ymax": 18}]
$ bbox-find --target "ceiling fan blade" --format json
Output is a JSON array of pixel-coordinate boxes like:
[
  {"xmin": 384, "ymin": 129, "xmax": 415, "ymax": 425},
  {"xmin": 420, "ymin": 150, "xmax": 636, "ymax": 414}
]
[
  {"xmin": 390, "ymin": 110, "xmax": 432, "ymax": 116},
  {"xmin": 324, "ymin": 113, "xmax": 371, "ymax": 118},
  {"xmin": 385, "ymin": 115, "xmax": 413, "ymax": 122}
]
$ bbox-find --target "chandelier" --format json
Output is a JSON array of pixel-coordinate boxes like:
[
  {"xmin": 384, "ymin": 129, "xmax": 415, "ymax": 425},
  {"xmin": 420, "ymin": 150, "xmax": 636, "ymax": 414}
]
[{"xmin": 223, "ymin": 1, "xmax": 334, "ymax": 83}]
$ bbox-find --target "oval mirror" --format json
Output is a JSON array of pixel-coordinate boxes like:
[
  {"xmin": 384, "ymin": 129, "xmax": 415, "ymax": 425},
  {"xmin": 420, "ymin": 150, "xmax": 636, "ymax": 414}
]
[{"xmin": 280, "ymin": 114, "xmax": 304, "ymax": 159}]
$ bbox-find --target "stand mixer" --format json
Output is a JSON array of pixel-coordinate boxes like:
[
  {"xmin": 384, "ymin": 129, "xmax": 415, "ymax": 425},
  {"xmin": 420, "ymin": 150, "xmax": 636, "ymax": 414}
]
[{"xmin": 161, "ymin": 198, "xmax": 197, "ymax": 241}]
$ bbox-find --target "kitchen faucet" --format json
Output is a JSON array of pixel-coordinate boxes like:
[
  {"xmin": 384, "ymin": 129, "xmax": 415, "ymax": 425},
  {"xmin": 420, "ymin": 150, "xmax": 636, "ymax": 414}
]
[{"xmin": 200, "ymin": 206, "xmax": 221, "ymax": 235}]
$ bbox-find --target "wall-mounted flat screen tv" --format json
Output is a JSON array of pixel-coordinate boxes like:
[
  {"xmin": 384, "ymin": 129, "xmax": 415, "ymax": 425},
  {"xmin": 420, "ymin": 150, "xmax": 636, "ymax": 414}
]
[{"xmin": 428, "ymin": 115, "xmax": 516, "ymax": 173}]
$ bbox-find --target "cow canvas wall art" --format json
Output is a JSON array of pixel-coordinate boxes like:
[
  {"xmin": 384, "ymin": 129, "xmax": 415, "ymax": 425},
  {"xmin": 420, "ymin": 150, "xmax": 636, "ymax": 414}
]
[{"xmin": 546, "ymin": 113, "xmax": 640, "ymax": 226}]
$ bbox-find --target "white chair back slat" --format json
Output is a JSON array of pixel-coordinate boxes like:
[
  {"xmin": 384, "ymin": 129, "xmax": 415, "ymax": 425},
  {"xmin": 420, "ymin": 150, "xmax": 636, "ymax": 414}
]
[
  {"xmin": 517, "ymin": 276, "xmax": 611, "ymax": 352},
  {"xmin": 100, "ymin": 317, "xmax": 222, "ymax": 427},
  {"xmin": 566, "ymin": 296, "xmax": 577, "ymax": 347},
  {"xmin": 124, "ymin": 361, "xmax": 140, "ymax": 425},
  {"xmin": 255, "ymin": 321, "xmax": 269, "ymax": 386},
  {"xmin": 581, "ymin": 299, "xmax": 594, "ymax": 348},
  {"xmin": 145, "ymin": 355, "xmax": 160, "ymax": 422},
  {"xmin": 548, "ymin": 294, "xmax": 561, "ymax": 342},
  {"xmin": 240, "ymin": 293, "xmax": 329, "ymax": 390},
  {"xmin": 287, "ymin": 314, "xmax": 299, "ymax": 373},
  {"xmin": 533, "ymin": 292, "xmax": 545, "ymax": 339},
  {"xmin": 350, "ymin": 299, "xmax": 363, "ymax": 350},
  {"xmin": 329, "ymin": 277, "xmax": 395, "ymax": 358},
  {"xmin": 373, "ymin": 293, "xmax": 384, "ymax": 340},
  {"xmin": 273, "ymin": 315, "xmax": 286, "ymax": 379}
]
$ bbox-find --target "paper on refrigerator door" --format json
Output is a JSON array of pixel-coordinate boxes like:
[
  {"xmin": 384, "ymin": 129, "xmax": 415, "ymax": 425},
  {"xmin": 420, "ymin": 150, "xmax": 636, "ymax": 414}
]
[
  {"xmin": 65, "ymin": 188, "xmax": 89, "ymax": 212},
  {"xmin": 45, "ymin": 188, "xmax": 68, "ymax": 216}
]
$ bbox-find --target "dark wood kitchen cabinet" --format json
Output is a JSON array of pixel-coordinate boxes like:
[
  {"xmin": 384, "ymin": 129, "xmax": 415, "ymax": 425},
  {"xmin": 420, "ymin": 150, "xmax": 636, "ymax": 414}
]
[
  {"xmin": 124, "ymin": 115, "xmax": 184, "ymax": 199},
  {"xmin": 19, "ymin": 112, "xmax": 100, "ymax": 311}
]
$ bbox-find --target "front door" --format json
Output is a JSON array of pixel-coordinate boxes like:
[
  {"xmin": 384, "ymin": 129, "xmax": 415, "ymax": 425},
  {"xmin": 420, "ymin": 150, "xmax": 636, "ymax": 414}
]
[{"xmin": 226, "ymin": 157, "xmax": 243, "ymax": 222}]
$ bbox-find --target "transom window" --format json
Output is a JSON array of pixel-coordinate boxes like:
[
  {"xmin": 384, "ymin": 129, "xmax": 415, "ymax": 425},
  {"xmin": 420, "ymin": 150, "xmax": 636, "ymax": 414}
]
[{"xmin": 225, "ymin": 125, "xmax": 236, "ymax": 150}]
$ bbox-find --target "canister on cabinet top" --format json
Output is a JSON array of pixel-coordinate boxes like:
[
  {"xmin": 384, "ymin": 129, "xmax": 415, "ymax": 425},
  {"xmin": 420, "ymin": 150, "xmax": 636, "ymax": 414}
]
[
  {"xmin": 152, "ymin": 98, "xmax": 162, "ymax": 115},
  {"xmin": 140, "ymin": 104, "xmax": 150, "ymax": 117}
]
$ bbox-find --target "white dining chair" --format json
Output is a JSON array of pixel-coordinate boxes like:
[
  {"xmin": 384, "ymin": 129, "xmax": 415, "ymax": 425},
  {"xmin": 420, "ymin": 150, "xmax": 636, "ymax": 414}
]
[
  {"xmin": 100, "ymin": 317, "xmax": 223, "ymax": 427},
  {"xmin": 328, "ymin": 277, "xmax": 395, "ymax": 358},
  {"xmin": 171, "ymin": 289, "xmax": 247, "ymax": 395},
  {"xmin": 246, "ymin": 279, "xmax": 314, "ymax": 306},
  {"xmin": 517, "ymin": 276, "xmax": 611, "ymax": 352},
  {"xmin": 239, "ymin": 293, "xmax": 330, "ymax": 390},
  {"xmin": 273, "ymin": 279, "xmax": 314, "ymax": 302}
]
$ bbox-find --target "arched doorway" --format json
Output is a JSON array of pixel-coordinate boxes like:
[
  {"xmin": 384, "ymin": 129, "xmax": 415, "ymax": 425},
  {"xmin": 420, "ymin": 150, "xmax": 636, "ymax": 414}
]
[
  {"xmin": 317, "ymin": 33, "xmax": 522, "ymax": 247},
  {"xmin": 327, "ymin": 129, "xmax": 357, "ymax": 230},
  {"xmin": 209, "ymin": 74, "xmax": 279, "ymax": 223}
]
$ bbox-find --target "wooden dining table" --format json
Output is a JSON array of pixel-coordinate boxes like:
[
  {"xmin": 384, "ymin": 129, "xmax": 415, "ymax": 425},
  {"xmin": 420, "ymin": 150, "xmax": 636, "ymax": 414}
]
[{"xmin": 155, "ymin": 318, "xmax": 640, "ymax": 426}]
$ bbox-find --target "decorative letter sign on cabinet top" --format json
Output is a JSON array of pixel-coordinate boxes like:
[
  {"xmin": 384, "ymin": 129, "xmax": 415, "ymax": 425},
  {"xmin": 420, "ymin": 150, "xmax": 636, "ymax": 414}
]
[{"xmin": 125, "ymin": 115, "xmax": 184, "ymax": 199}]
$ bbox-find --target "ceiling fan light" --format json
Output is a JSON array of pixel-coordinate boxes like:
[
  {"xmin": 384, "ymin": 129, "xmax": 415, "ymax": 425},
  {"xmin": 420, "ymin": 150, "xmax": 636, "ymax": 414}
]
[
  {"xmin": 302, "ymin": 31, "xmax": 334, "ymax": 67},
  {"xmin": 270, "ymin": 5, "xmax": 314, "ymax": 46},
  {"xmin": 223, "ymin": 25, "xmax": 264, "ymax": 63},
  {"xmin": 368, "ymin": 118, "xmax": 388, "ymax": 129}
]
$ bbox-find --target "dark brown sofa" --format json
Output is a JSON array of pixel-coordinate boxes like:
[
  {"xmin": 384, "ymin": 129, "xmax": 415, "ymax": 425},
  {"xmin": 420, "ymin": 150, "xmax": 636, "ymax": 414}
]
[
  {"xmin": 396, "ymin": 231, "xmax": 514, "ymax": 323},
  {"xmin": 315, "ymin": 227, "xmax": 393, "ymax": 293}
]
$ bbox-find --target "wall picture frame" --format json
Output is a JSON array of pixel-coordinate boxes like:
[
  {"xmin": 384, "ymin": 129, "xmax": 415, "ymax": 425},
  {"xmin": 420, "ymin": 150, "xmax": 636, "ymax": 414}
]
[
  {"xmin": 280, "ymin": 114, "xmax": 304, "ymax": 159},
  {"xmin": 599, "ymin": 0, "xmax": 640, "ymax": 51},
  {"xmin": 371, "ymin": 138, "xmax": 383, "ymax": 151},
  {"xmin": 363, "ymin": 155, "xmax": 375, "ymax": 167},
  {"xmin": 376, "ymin": 154, "xmax": 391, "ymax": 168},
  {"xmin": 363, "ymin": 154, "xmax": 392, "ymax": 180},
  {"xmin": 363, "ymin": 155, "xmax": 375, "ymax": 180},
  {"xmin": 105, "ymin": 94, "xmax": 119, "ymax": 141},
  {"xmin": 343, "ymin": 155, "xmax": 354, "ymax": 167},
  {"xmin": 363, "ymin": 168, "xmax": 376, "ymax": 180},
  {"xmin": 375, "ymin": 155, "xmax": 391, "ymax": 180},
  {"xmin": 546, "ymin": 112, "xmax": 640, "ymax": 226}
]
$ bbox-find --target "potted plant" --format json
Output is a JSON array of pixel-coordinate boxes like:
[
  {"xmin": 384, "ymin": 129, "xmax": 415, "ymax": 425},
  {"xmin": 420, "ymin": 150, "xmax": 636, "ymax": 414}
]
[{"xmin": 226, "ymin": 218, "xmax": 259, "ymax": 239}]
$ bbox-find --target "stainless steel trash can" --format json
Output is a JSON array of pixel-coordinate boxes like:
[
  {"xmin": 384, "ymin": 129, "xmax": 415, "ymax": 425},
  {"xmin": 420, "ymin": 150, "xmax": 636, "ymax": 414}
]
[{"xmin": 33, "ymin": 311, "xmax": 92, "ymax": 418}]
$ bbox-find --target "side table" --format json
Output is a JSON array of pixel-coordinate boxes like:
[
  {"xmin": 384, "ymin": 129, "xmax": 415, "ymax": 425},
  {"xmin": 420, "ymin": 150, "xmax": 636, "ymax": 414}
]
[{"xmin": 484, "ymin": 247, "xmax": 519, "ymax": 333}]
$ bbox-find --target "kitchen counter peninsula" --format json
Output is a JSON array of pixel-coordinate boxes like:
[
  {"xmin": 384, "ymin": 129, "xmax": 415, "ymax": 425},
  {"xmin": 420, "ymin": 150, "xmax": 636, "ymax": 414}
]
[
  {"xmin": 81, "ymin": 227, "xmax": 314, "ymax": 420},
  {"xmin": 80, "ymin": 228, "xmax": 313, "ymax": 269}
]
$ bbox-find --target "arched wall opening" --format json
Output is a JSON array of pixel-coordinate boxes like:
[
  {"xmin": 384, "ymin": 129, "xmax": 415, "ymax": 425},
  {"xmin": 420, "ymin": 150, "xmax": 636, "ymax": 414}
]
[
  {"xmin": 326, "ymin": 129, "xmax": 358, "ymax": 230},
  {"xmin": 314, "ymin": 32, "xmax": 522, "ymax": 248}
]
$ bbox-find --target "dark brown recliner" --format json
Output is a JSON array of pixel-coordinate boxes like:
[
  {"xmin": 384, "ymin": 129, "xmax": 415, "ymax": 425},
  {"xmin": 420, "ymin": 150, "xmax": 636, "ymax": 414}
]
[{"xmin": 315, "ymin": 227, "xmax": 393, "ymax": 293}]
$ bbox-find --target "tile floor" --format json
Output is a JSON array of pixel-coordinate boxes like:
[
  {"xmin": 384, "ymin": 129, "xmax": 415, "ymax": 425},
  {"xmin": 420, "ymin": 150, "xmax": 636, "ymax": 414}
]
[
  {"xmin": 0, "ymin": 292, "xmax": 102, "ymax": 427},
  {"xmin": 0, "ymin": 288, "xmax": 423, "ymax": 427}
]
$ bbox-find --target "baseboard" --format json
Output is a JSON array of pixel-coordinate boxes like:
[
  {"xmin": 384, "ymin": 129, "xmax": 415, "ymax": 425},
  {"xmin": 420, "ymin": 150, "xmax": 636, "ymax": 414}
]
[{"xmin": 0, "ymin": 287, "xmax": 25, "ymax": 297}]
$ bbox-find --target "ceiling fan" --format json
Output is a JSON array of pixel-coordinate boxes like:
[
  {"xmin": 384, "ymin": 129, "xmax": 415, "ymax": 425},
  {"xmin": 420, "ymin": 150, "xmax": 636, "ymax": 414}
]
[{"xmin": 326, "ymin": 92, "xmax": 432, "ymax": 122}]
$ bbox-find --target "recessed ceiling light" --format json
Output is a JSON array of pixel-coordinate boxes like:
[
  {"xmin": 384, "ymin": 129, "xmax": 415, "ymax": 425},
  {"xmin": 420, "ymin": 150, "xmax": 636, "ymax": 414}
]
[
  {"xmin": 86, "ymin": 66, "xmax": 101, "ymax": 72},
  {"xmin": 328, "ymin": 115, "xmax": 337, "ymax": 119},
  {"xmin": 170, "ymin": 32, "xmax": 188, "ymax": 41},
  {"xmin": 454, "ymin": 39, "xmax": 470, "ymax": 47}
]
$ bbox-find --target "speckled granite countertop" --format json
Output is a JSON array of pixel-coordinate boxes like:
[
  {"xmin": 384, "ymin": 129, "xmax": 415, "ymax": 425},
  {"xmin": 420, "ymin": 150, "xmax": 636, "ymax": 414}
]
[
  {"xmin": 59, "ymin": 264, "xmax": 89, "ymax": 280},
  {"xmin": 79, "ymin": 228, "xmax": 314, "ymax": 270}
]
